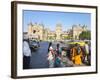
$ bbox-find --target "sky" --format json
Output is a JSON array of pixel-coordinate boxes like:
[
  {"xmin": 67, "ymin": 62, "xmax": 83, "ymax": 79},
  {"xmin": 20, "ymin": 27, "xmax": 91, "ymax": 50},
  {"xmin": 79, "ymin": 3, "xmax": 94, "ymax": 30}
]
[{"xmin": 23, "ymin": 10, "xmax": 91, "ymax": 32}]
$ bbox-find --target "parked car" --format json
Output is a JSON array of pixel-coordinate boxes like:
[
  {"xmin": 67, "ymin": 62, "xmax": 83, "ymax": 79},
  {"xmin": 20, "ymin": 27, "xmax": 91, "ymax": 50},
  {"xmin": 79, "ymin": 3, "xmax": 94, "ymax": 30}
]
[{"xmin": 29, "ymin": 40, "xmax": 40, "ymax": 50}]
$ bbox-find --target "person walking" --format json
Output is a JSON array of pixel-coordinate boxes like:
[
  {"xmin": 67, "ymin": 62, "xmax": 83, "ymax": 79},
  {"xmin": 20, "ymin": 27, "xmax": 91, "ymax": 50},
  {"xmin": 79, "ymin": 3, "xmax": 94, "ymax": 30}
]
[
  {"xmin": 71, "ymin": 44, "xmax": 83, "ymax": 65},
  {"xmin": 84, "ymin": 42, "xmax": 89, "ymax": 64},
  {"xmin": 47, "ymin": 46, "xmax": 55, "ymax": 68},
  {"xmin": 23, "ymin": 39, "xmax": 31, "ymax": 69},
  {"xmin": 48, "ymin": 42, "xmax": 52, "ymax": 52},
  {"xmin": 60, "ymin": 48, "xmax": 74, "ymax": 67},
  {"xmin": 56, "ymin": 44, "xmax": 60, "ymax": 55},
  {"xmin": 55, "ymin": 54, "xmax": 61, "ymax": 67},
  {"xmin": 60, "ymin": 48, "xmax": 67, "ymax": 67}
]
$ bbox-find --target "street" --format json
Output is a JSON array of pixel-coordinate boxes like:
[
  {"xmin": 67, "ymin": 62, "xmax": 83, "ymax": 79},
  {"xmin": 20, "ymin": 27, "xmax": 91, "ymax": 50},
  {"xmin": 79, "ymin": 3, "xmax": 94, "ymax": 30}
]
[{"xmin": 30, "ymin": 41, "xmax": 49, "ymax": 69}]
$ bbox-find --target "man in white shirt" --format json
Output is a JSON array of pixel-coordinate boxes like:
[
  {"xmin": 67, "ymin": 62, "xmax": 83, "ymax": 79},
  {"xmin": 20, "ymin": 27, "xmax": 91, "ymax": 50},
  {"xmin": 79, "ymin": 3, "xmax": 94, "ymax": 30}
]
[{"xmin": 23, "ymin": 39, "xmax": 31, "ymax": 69}]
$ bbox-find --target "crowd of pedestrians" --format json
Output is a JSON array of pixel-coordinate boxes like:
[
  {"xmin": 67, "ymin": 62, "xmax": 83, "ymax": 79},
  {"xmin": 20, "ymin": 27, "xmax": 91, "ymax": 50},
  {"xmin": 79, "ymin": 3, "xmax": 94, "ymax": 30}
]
[
  {"xmin": 47, "ymin": 41, "xmax": 90, "ymax": 68},
  {"xmin": 23, "ymin": 39, "xmax": 90, "ymax": 69}
]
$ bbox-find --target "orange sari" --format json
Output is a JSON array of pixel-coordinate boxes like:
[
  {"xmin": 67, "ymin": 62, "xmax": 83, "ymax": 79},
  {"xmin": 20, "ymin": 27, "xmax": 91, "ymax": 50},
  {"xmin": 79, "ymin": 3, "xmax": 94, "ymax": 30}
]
[{"xmin": 71, "ymin": 47, "xmax": 82, "ymax": 65}]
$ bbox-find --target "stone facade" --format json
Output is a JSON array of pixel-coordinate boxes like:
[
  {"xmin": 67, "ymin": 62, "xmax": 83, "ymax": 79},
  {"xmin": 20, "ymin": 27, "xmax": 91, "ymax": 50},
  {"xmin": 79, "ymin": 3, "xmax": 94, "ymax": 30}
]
[
  {"xmin": 27, "ymin": 22, "xmax": 87, "ymax": 41},
  {"xmin": 72, "ymin": 24, "xmax": 87, "ymax": 39},
  {"xmin": 55, "ymin": 24, "xmax": 62, "ymax": 40},
  {"xmin": 28, "ymin": 23, "xmax": 44, "ymax": 40}
]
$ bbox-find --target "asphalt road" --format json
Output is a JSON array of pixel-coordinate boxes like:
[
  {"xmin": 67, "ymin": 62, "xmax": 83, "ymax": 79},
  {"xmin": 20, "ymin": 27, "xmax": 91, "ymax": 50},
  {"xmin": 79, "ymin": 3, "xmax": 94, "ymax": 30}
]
[{"xmin": 30, "ymin": 41, "xmax": 49, "ymax": 69}]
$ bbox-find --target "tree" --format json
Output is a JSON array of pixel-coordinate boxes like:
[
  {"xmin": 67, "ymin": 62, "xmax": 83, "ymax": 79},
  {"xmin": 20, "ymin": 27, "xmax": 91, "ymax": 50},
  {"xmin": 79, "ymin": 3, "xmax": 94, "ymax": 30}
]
[
  {"xmin": 48, "ymin": 36, "xmax": 55, "ymax": 40},
  {"xmin": 79, "ymin": 30, "xmax": 91, "ymax": 40},
  {"xmin": 62, "ymin": 35, "xmax": 72, "ymax": 40}
]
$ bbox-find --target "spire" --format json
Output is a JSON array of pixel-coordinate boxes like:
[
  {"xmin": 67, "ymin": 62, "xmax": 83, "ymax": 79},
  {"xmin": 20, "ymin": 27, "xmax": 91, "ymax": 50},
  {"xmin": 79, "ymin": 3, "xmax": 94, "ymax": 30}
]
[
  {"xmin": 56, "ymin": 23, "xmax": 62, "ymax": 27},
  {"xmin": 28, "ymin": 22, "xmax": 33, "ymax": 26}
]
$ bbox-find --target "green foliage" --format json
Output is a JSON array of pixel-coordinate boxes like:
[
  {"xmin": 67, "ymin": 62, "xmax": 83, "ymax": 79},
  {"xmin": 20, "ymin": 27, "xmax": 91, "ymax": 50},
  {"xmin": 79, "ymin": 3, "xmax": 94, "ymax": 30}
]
[
  {"xmin": 63, "ymin": 36, "xmax": 68, "ymax": 40},
  {"xmin": 79, "ymin": 30, "xmax": 91, "ymax": 40},
  {"xmin": 48, "ymin": 36, "xmax": 55, "ymax": 40},
  {"xmin": 62, "ymin": 35, "xmax": 72, "ymax": 40}
]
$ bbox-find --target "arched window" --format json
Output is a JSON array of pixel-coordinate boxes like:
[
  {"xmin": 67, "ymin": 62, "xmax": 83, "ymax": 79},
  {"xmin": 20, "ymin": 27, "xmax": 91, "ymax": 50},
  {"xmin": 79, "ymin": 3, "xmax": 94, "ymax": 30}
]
[{"xmin": 33, "ymin": 30, "xmax": 36, "ymax": 33}]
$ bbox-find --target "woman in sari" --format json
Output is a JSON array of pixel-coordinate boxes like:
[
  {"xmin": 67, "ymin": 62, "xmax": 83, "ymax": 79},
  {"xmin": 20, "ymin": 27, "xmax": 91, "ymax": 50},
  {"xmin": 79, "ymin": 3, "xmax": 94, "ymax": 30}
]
[{"xmin": 71, "ymin": 44, "xmax": 83, "ymax": 65}]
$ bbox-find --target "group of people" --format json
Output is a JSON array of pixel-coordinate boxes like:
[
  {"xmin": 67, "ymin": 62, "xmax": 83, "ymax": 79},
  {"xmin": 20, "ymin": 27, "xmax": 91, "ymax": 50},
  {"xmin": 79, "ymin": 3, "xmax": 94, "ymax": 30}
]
[
  {"xmin": 23, "ymin": 39, "xmax": 90, "ymax": 69},
  {"xmin": 47, "ymin": 41, "xmax": 90, "ymax": 68},
  {"xmin": 71, "ymin": 42, "xmax": 90, "ymax": 66},
  {"xmin": 47, "ymin": 42, "xmax": 73, "ymax": 68}
]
